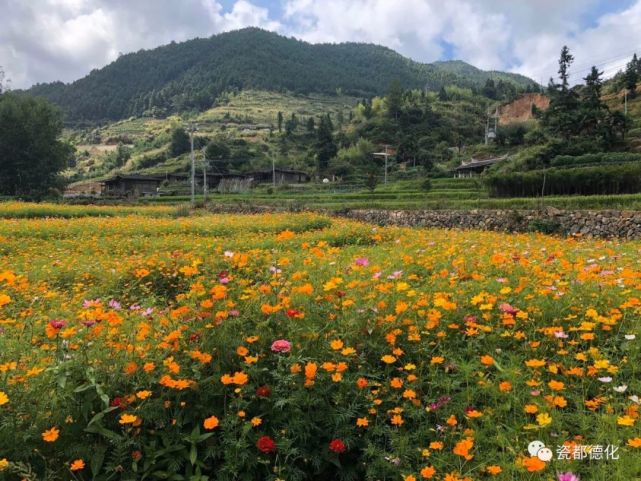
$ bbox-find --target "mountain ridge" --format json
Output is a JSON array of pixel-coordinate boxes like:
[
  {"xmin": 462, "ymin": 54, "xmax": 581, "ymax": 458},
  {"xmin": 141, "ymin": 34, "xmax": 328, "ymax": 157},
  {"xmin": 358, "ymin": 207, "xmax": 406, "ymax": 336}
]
[{"xmin": 26, "ymin": 28, "xmax": 538, "ymax": 122}]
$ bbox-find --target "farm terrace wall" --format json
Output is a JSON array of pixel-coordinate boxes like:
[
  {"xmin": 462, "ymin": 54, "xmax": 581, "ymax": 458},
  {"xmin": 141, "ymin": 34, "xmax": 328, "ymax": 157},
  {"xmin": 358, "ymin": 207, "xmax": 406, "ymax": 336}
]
[{"xmin": 337, "ymin": 208, "xmax": 641, "ymax": 239}]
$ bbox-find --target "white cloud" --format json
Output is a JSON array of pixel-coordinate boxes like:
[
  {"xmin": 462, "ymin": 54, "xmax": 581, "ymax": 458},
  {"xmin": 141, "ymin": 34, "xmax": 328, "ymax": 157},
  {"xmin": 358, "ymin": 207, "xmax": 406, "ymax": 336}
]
[
  {"xmin": 1, "ymin": 0, "xmax": 639, "ymax": 89},
  {"xmin": 0, "ymin": 0, "xmax": 281, "ymax": 88}
]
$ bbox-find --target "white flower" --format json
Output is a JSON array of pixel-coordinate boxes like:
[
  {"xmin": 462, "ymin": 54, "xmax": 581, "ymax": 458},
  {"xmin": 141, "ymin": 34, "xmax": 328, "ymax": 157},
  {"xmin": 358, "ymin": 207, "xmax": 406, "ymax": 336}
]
[
  {"xmin": 613, "ymin": 385, "xmax": 628, "ymax": 393},
  {"xmin": 598, "ymin": 377, "xmax": 612, "ymax": 383},
  {"xmin": 625, "ymin": 334, "xmax": 636, "ymax": 340}
]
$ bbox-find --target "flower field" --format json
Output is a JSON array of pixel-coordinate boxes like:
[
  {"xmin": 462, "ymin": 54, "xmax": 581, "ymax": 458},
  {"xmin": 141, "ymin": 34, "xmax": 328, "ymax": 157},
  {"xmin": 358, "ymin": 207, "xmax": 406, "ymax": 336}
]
[{"xmin": 1, "ymin": 207, "xmax": 641, "ymax": 480}]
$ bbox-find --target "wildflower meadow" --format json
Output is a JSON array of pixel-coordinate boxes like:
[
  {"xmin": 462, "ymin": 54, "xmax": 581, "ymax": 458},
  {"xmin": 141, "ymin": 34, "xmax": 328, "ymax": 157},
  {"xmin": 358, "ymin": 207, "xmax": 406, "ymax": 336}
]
[{"xmin": 0, "ymin": 205, "xmax": 640, "ymax": 480}]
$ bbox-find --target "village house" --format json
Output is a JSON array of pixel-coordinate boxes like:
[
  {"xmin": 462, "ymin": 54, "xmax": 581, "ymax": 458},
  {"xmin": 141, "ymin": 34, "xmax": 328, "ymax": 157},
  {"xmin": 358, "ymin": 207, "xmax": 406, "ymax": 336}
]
[
  {"xmin": 454, "ymin": 155, "xmax": 508, "ymax": 178},
  {"xmin": 101, "ymin": 174, "xmax": 163, "ymax": 197}
]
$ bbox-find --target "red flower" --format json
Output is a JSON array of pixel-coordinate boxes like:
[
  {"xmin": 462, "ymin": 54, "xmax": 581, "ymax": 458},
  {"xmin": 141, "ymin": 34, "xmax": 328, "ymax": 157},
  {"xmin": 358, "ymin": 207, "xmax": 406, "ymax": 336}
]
[
  {"xmin": 110, "ymin": 397, "xmax": 126, "ymax": 409},
  {"xmin": 328, "ymin": 439, "xmax": 347, "ymax": 453},
  {"xmin": 257, "ymin": 435, "xmax": 277, "ymax": 454},
  {"xmin": 285, "ymin": 309, "xmax": 300, "ymax": 318},
  {"xmin": 256, "ymin": 385, "xmax": 271, "ymax": 398},
  {"xmin": 131, "ymin": 450, "xmax": 142, "ymax": 461}
]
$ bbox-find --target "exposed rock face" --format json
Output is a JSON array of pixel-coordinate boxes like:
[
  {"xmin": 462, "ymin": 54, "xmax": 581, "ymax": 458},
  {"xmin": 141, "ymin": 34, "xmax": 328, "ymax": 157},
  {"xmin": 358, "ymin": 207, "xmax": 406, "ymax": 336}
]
[
  {"xmin": 497, "ymin": 93, "xmax": 550, "ymax": 124},
  {"xmin": 337, "ymin": 208, "xmax": 641, "ymax": 239}
]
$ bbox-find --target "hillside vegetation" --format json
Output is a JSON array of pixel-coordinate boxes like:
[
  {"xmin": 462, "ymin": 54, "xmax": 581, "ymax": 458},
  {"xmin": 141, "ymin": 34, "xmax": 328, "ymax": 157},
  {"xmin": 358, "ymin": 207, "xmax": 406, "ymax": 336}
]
[{"xmin": 26, "ymin": 28, "xmax": 537, "ymax": 122}]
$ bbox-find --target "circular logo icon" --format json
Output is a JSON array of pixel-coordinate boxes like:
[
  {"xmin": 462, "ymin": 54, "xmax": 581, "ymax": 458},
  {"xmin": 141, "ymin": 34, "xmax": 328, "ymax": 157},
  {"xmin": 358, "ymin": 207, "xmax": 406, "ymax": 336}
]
[
  {"xmin": 528, "ymin": 440, "xmax": 545, "ymax": 457},
  {"xmin": 537, "ymin": 447, "xmax": 553, "ymax": 462}
]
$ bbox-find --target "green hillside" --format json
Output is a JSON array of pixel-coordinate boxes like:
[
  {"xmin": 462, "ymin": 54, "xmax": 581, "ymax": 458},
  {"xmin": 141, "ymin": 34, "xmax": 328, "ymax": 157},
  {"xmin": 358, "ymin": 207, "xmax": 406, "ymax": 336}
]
[{"xmin": 27, "ymin": 28, "xmax": 537, "ymax": 122}]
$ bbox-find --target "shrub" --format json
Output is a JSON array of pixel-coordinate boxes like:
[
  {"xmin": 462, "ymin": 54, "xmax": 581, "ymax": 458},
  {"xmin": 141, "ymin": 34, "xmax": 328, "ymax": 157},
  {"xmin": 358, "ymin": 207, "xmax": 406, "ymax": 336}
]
[{"xmin": 485, "ymin": 162, "xmax": 641, "ymax": 197}]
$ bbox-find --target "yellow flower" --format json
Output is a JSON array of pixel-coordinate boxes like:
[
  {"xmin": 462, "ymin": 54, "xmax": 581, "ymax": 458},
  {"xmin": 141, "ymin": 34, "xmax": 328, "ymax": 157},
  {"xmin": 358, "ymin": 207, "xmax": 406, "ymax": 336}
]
[
  {"xmin": 617, "ymin": 415, "xmax": 635, "ymax": 426},
  {"xmin": 0, "ymin": 391, "xmax": 8, "ymax": 406},
  {"xmin": 136, "ymin": 390, "xmax": 152, "ymax": 400},
  {"xmin": 381, "ymin": 355, "xmax": 397, "ymax": 364},
  {"xmin": 203, "ymin": 415, "xmax": 219, "ymax": 430},
  {"xmin": 70, "ymin": 459, "xmax": 85, "ymax": 471},
  {"xmin": 119, "ymin": 414, "xmax": 139, "ymax": 425},
  {"xmin": 42, "ymin": 427, "xmax": 60, "ymax": 442},
  {"xmin": 0, "ymin": 459, "xmax": 9, "ymax": 471},
  {"xmin": 536, "ymin": 412, "xmax": 552, "ymax": 427}
]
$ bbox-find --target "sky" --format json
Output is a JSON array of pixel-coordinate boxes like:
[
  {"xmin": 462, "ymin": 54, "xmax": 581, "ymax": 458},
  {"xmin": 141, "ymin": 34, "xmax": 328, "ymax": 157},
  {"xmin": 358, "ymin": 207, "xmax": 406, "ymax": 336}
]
[{"xmin": 1, "ymin": 0, "xmax": 641, "ymax": 89}]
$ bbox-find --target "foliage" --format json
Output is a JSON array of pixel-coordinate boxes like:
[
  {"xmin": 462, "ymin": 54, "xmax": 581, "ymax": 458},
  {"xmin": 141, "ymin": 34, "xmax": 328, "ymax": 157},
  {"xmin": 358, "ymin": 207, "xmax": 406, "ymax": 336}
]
[
  {"xmin": 541, "ymin": 47, "xmax": 627, "ymax": 149},
  {"xmin": 485, "ymin": 162, "xmax": 641, "ymax": 197},
  {"xmin": 0, "ymin": 210, "xmax": 640, "ymax": 481},
  {"xmin": 170, "ymin": 127, "xmax": 191, "ymax": 157},
  {"xmin": 0, "ymin": 93, "xmax": 71, "ymax": 199},
  {"xmin": 25, "ymin": 28, "xmax": 537, "ymax": 122}
]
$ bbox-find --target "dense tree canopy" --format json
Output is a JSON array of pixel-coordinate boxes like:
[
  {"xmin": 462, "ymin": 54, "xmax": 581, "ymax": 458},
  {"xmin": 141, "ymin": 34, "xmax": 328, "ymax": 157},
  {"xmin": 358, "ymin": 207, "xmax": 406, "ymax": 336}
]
[
  {"xmin": 25, "ymin": 28, "xmax": 537, "ymax": 122},
  {"xmin": 0, "ymin": 93, "xmax": 71, "ymax": 198}
]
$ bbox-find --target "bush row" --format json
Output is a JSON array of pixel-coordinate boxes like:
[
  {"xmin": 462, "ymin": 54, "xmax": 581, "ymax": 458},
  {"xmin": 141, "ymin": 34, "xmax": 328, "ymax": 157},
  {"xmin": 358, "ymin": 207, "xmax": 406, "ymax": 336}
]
[
  {"xmin": 485, "ymin": 163, "xmax": 641, "ymax": 197},
  {"xmin": 550, "ymin": 152, "xmax": 641, "ymax": 168}
]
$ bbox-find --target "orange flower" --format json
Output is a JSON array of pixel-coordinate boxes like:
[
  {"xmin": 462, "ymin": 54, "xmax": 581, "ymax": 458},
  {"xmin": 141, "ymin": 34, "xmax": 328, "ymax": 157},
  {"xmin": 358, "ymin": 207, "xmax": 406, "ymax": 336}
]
[
  {"xmin": 420, "ymin": 465, "xmax": 436, "ymax": 478},
  {"xmin": 627, "ymin": 437, "xmax": 641, "ymax": 448},
  {"xmin": 429, "ymin": 441, "xmax": 444, "ymax": 450},
  {"xmin": 42, "ymin": 427, "xmax": 60, "ymax": 442},
  {"xmin": 480, "ymin": 355, "xmax": 495, "ymax": 366},
  {"xmin": 499, "ymin": 381, "xmax": 512, "ymax": 392},
  {"xmin": 548, "ymin": 380, "xmax": 565, "ymax": 391},
  {"xmin": 522, "ymin": 456, "xmax": 546, "ymax": 472},
  {"xmin": 391, "ymin": 414, "xmax": 404, "ymax": 426},
  {"xmin": 356, "ymin": 377, "xmax": 369, "ymax": 389},
  {"xmin": 304, "ymin": 362, "xmax": 317, "ymax": 379},
  {"xmin": 453, "ymin": 437, "xmax": 474, "ymax": 460},
  {"xmin": 381, "ymin": 355, "xmax": 397, "ymax": 364},
  {"xmin": 119, "ymin": 414, "xmax": 139, "ymax": 425},
  {"xmin": 70, "ymin": 459, "xmax": 85, "ymax": 471},
  {"xmin": 203, "ymin": 415, "xmax": 219, "ymax": 430},
  {"xmin": 524, "ymin": 404, "xmax": 538, "ymax": 414},
  {"xmin": 486, "ymin": 465, "xmax": 502, "ymax": 475},
  {"xmin": 356, "ymin": 417, "xmax": 369, "ymax": 427},
  {"xmin": 330, "ymin": 339, "xmax": 344, "ymax": 350}
]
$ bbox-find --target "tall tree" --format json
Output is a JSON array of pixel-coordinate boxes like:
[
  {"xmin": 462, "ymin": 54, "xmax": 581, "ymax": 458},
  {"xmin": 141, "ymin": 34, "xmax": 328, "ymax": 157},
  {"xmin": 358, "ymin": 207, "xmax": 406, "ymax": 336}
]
[
  {"xmin": 277, "ymin": 111, "xmax": 283, "ymax": 132},
  {"xmin": 316, "ymin": 114, "xmax": 337, "ymax": 174},
  {"xmin": 558, "ymin": 45, "xmax": 574, "ymax": 91},
  {"xmin": 541, "ymin": 46, "xmax": 580, "ymax": 141},
  {"xmin": 169, "ymin": 126, "xmax": 190, "ymax": 157},
  {"xmin": 386, "ymin": 79, "xmax": 403, "ymax": 120},
  {"xmin": 625, "ymin": 54, "xmax": 639, "ymax": 98},
  {"xmin": 0, "ymin": 93, "xmax": 71, "ymax": 198}
]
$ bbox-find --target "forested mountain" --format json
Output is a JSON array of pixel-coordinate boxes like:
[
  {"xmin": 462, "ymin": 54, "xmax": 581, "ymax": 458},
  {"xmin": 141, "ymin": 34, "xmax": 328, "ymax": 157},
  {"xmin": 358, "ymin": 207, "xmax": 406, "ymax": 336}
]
[{"xmin": 26, "ymin": 28, "xmax": 537, "ymax": 122}]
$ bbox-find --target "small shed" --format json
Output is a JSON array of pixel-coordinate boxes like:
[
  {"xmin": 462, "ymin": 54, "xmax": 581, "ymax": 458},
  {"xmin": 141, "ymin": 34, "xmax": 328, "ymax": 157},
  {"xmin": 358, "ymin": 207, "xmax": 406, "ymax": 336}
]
[
  {"xmin": 454, "ymin": 155, "xmax": 508, "ymax": 178},
  {"xmin": 102, "ymin": 174, "xmax": 163, "ymax": 197}
]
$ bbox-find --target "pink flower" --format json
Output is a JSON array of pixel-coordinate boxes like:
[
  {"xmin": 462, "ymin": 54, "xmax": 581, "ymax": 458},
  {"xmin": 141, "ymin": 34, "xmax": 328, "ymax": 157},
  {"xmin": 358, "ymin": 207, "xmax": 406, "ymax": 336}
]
[
  {"xmin": 271, "ymin": 339, "xmax": 292, "ymax": 353},
  {"xmin": 499, "ymin": 303, "xmax": 518, "ymax": 315},
  {"xmin": 48, "ymin": 319, "xmax": 66, "ymax": 329},
  {"xmin": 557, "ymin": 472, "xmax": 580, "ymax": 481},
  {"xmin": 355, "ymin": 257, "xmax": 369, "ymax": 267}
]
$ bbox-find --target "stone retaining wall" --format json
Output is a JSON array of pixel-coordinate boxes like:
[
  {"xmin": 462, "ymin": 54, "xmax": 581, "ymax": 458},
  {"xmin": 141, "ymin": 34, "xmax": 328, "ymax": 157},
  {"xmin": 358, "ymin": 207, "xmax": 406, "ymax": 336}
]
[{"xmin": 337, "ymin": 208, "xmax": 641, "ymax": 239}]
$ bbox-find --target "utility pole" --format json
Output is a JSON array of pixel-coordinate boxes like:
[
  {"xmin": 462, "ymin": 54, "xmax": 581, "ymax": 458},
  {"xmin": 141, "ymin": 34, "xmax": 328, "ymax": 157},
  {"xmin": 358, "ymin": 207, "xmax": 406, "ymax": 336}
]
[
  {"xmin": 202, "ymin": 151, "xmax": 208, "ymax": 204},
  {"xmin": 272, "ymin": 155, "xmax": 276, "ymax": 188},
  {"xmin": 188, "ymin": 123, "xmax": 196, "ymax": 207},
  {"xmin": 384, "ymin": 144, "xmax": 388, "ymax": 184}
]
